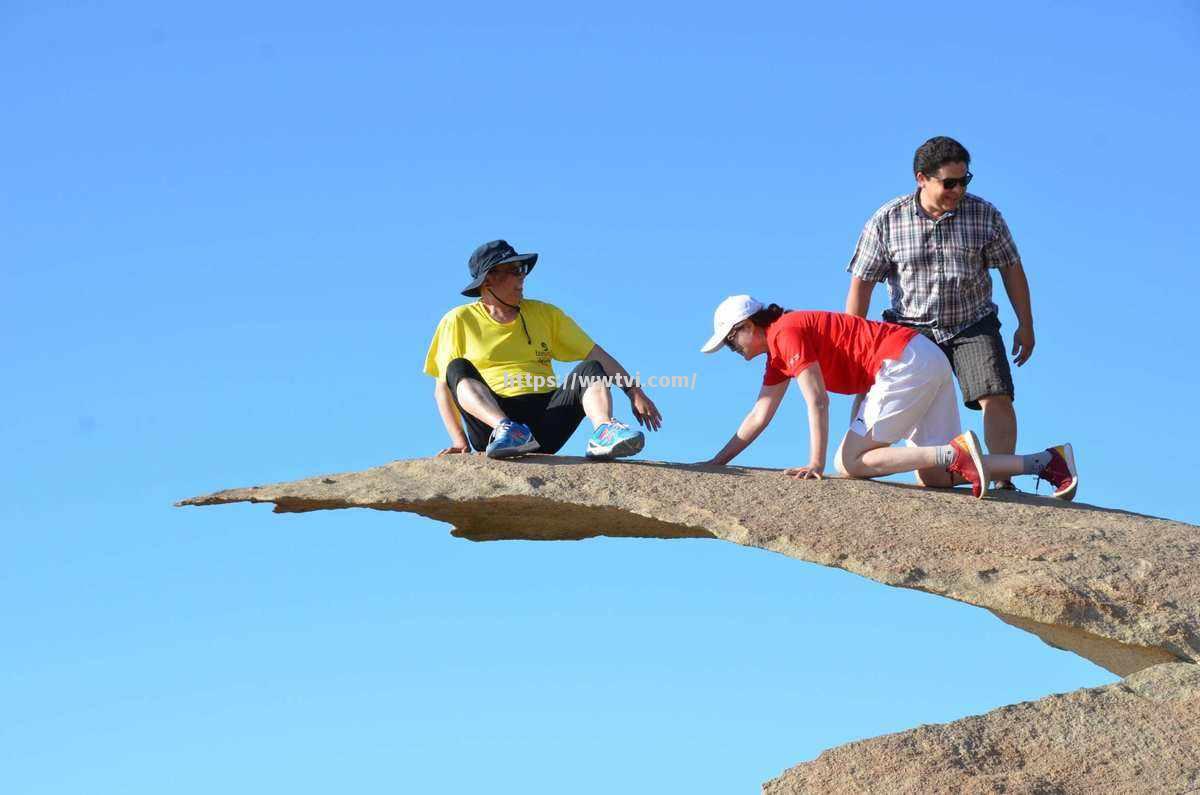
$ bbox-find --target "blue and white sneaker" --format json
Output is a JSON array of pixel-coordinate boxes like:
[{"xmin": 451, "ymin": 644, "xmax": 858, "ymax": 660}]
[
  {"xmin": 485, "ymin": 419, "xmax": 540, "ymax": 459},
  {"xmin": 585, "ymin": 420, "xmax": 645, "ymax": 459}
]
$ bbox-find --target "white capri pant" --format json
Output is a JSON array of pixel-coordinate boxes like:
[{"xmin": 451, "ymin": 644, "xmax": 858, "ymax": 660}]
[{"xmin": 849, "ymin": 334, "xmax": 962, "ymax": 447}]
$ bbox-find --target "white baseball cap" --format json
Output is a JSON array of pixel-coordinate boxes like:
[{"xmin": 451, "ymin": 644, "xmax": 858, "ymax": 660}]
[{"xmin": 700, "ymin": 294, "xmax": 764, "ymax": 353}]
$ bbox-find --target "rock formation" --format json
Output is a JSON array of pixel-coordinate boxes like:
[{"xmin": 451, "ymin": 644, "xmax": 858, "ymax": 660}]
[
  {"xmin": 765, "ymin": 662, "xmax": 1200, "ymax": 794},
  {"xmin": 178, "ymin": 454, "xmax": 1200, "ymax": 792}
]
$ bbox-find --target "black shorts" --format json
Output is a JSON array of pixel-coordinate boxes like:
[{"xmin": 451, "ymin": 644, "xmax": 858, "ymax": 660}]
[
  {"xmin": 445, "ymin": 358, "xmax": 606, "ymax": 453},
  {"xmin": 910, "ymin": 314, "xmax": 1014, "ymax": 411}
]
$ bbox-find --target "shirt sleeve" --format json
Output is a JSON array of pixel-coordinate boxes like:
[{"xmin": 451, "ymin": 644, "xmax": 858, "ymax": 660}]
[
  {"xmin": 547, "ymin": 304, "xmax": 596, "ymax": 362},
  {"xmin": 982, "ymin": 209, "xmax": 1021, "ymax": 270},
  {"xmin": 423, "ymin": 313, "xmax": 462, "ymax": 381},
  {"xmin": 761, "ymin": 327, "xmax": 815, "ymax": 385},
  {"xmin": 762, "ymin": 361, "xmax": 789, "ymax": 386},
  {"xmin": 846, "ymin": 216, "xmax": 893, "ymax": 282}
]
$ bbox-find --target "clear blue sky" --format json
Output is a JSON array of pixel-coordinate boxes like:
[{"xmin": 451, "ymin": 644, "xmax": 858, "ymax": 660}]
[{"xmin": 3, "ymin": 2, "xmax": 1198, "ymax": 792}]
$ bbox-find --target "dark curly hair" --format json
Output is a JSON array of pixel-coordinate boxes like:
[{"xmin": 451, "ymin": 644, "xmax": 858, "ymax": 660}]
[
  {"xmin": 913, "ymin": 136, "xmax": 970, "ymax": 177},
  {"xmin": 747, "ymin": 303, "xmax": 787, "ymax": 328}
]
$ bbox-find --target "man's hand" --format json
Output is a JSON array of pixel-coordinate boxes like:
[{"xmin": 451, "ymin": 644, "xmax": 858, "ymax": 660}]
[
  {"xmin": 628, "ymin": 387, "xmax": 663, "ymax": 431},
  {"xmin": 1012, "ymin": 324, "xmax": 1036, "ymax": 366},
  {"xmin": 436, "ymin": 444, "xmax": 471, "ymax": 456},
  {"xmin": 784, "ymin": 462, "xmax": 825, "ymax": 480}
]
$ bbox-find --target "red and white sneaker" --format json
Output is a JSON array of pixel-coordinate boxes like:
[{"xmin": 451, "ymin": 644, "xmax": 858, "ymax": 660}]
[
  {"xmin": 947, "ymin": 431, "xmax": 989, "ymax": 499},
  {"xmin": 1038, "ymin": 444, "xmax": 1078, "ymax": 501}
]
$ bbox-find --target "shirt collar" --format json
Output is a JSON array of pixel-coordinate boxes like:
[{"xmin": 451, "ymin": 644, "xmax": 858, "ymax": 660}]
[{"xmin": 912, "ymin": 188, "xmax": 956, "ymax": 222}]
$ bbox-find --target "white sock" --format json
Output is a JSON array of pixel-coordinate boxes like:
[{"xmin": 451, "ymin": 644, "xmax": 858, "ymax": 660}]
[
  {"xmin": 1022, "ymin": 451, "xmax": 1051, "ymax": 475},
  {"xmin": 934, "ymin": 444, "xmax": 956, "ymax": 468}
]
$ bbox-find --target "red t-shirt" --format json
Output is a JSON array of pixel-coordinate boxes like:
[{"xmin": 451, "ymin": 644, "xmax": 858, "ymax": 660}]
[{"xmin": 762, "ymin": 311, "xmax": 919, "ymax": 394}]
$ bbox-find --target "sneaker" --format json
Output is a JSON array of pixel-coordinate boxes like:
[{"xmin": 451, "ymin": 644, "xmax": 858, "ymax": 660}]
[
  {"xmin": 485, "ymin": 419, "xmax": 540, "ymax": 459},
  {"xmin": 947, "ymin": 430, "xmax": 989, "ymax": 499},
  {"xmin": 1037, "ymin": 443, "xmax": 1078, "ymax": 501},
  {"xmin": 585, "ymin": 420, "xmax": 645, "ymax": 459}
]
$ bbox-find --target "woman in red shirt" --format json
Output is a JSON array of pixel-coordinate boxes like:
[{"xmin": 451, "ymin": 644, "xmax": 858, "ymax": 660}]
[{"xmin": 699, "ymin": 295, "xmax": 1077, "ymax": 500}]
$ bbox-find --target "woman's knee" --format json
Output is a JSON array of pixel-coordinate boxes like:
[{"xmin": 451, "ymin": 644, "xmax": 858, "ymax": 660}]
[
  {"xmin": 914, "ymin": 466, "xmax": 952, "ymax": 488},
  {"xmin": 835, "ymin": 433, "xmax": 875, "ymax": 478},
  {"xmin": 836, "ymin": 448, "xmax": 870, "ymax": 478}
]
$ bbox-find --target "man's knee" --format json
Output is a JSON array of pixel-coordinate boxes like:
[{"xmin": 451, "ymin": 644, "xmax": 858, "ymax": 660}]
[
  {"xmin": 445, "ymin": 357, "xmax": 477, "ymax": 382},
  {"xmin": 446, "ymin": 358, "xmax": 486, "ymax": 398},
  {"xmin": 577, "ymin": 359, "xmax": 604, "ymax": 374},
  {"xmin": 978, "ymin": 394, "xmax": 1016, "ymax": 417},
  {"xmin": 574, "ymin": 359, "xmax": 606, "ymax": 381},
  {"xmin": 567, "ymin": 360, "xmax": 608, "ymax": 393}
]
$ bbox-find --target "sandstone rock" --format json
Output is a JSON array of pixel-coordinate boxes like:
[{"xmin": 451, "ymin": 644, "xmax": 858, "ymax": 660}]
[
  {"xmin": 178, "ymin": 454, "xmax": 1199, "ymax": 674},
  {"xmin": 178, "ymin": 454, "xmax": 1200, "ymax": 792},
  {"xmin": 764, "ymin": 662, "xmax": 1200, "ymax": 794}
]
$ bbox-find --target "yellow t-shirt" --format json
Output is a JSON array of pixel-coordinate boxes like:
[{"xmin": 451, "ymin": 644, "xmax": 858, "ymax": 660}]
[{"xmin": 423, "ymin": 299, "xmax": 596, "ymax": 397}]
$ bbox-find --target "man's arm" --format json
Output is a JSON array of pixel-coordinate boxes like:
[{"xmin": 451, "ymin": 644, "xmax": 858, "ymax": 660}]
[
  {"xmin": 585, "ymin": 343, "xmax": 663, "ymax": 431},
  {"xmin": 999, "ymin": 261, "xmax": 1035, "ymax": 366},
  {"xmin": 844, "ymin": 275, "xmax": 875, "ymax": 318},
  {"xmin": 704, "ymin": 381, "xmax": 789, "ymax": 465},
  {"xmin": 783, "ymin": 363, "xmax": 830, "ymax": 479},
  {"xmin": 433, "ymin": 380, "xmax": 471, "ymax": 454}
]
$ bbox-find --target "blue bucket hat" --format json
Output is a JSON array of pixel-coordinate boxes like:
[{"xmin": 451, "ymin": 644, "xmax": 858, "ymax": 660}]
[{"xmin": 461, "ymin": 239, "xmax": 539, "ymax": 297}]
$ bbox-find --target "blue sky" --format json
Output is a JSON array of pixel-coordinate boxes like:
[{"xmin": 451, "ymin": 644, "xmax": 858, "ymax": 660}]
[{"xmin": 3, "ymin": 2, "xmax": 1198, "ymax": 792}]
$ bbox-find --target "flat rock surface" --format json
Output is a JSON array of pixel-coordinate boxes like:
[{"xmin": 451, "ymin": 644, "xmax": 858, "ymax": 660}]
[
  {"xmin": 179, "ymin": 454, "xmax": 1199, "ymax": 673},
  {"xmin": 764, "ymin": 662, "xmax": 1200, "ymax": 794}
]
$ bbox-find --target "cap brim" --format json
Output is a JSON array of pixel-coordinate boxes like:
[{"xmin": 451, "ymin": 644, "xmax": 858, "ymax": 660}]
[
  {"xmin": 460, "ymin": 252, "xmax": 538, "ymax": 296},
  {"xmin": 700, "ymin": 329, "xmax": 729, "ymax": 353}
]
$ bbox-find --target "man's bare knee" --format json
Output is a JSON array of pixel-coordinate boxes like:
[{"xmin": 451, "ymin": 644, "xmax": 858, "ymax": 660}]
[{"xmin": 979, "ymin": 394, "xmax": 1014, "ymax": 411}]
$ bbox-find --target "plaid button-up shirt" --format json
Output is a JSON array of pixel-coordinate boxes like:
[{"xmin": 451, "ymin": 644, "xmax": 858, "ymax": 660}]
[{"xmin": 847, "ymin": 191, "xmax": 1021, "ymax": 343}]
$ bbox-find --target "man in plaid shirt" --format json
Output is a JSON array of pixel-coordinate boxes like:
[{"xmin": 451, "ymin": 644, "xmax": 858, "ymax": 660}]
[{"xmin": 844, "ymin": 136, "xmax": 1035, "ymax": 489}]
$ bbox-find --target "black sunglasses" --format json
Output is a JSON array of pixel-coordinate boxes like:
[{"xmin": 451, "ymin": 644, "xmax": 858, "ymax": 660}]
[
  {"xmin": 926, "ymin": 171, "xmax": 973, "ymax": 191},
  {"xmin": 492, "ymin": 262, "xmax": 531, "ymax": 277}
]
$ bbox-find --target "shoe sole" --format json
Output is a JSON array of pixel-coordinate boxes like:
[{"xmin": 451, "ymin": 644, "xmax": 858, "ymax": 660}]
[
  {"xmin": 961, "ymin": 430, "xmax": 989, "ymax": 500},
  {"xmin": 585, "ymin": 433, "xmax": 645, "ymax": 460},
  {"xmin": 1052, "ymin": 443, "xmax": 1078, "ymax": 501},
  {"xmin": 486, "ymin": 439, "xmax": 541, "ymax": 459}
]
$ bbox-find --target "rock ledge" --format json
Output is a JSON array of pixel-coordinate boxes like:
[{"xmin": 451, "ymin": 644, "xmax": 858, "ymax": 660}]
[{"xmin": 178, "ymin": 455, "xmax": 1200, "ymax": 792}]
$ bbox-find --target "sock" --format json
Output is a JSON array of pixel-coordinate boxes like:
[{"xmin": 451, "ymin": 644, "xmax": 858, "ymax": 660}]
[
  {"xmin": 934, "ymin": 444, "xmax": 956, "ymax": 468},
  {"xmin": 1022, "ymin": 451, "xmax": 1051, "ymax": 475}
]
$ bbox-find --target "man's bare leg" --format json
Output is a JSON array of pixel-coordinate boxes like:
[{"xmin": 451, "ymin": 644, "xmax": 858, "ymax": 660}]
[
  {"xmin": 979, "ymin": 394, "xmax": 1017, "ymax": 488},
  {"xmin": 454, "ymin": 379, "xmax": 508, "ymax": 428},
  {"xmin": 581, "ymin": 382, "xmax": 614, "ymax": 429}
]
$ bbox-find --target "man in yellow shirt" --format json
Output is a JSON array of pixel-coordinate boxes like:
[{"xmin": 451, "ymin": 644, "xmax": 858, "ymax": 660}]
[{"xmin": 424, "ymin": 239, "xmax": 662, "ymax": 459}]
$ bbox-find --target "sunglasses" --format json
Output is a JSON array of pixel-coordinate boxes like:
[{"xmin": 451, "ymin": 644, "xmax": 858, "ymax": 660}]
[
  {"xmin": 724, "ymin": 320, "xmax": 747, "ymax": 350},
  {"xmin": 491, "ymin": 263, "xmax": 531, "ymax": 277},
  {"xmin": 925, "ymin": 171, "xmax": 973, "ymax": 191}
]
